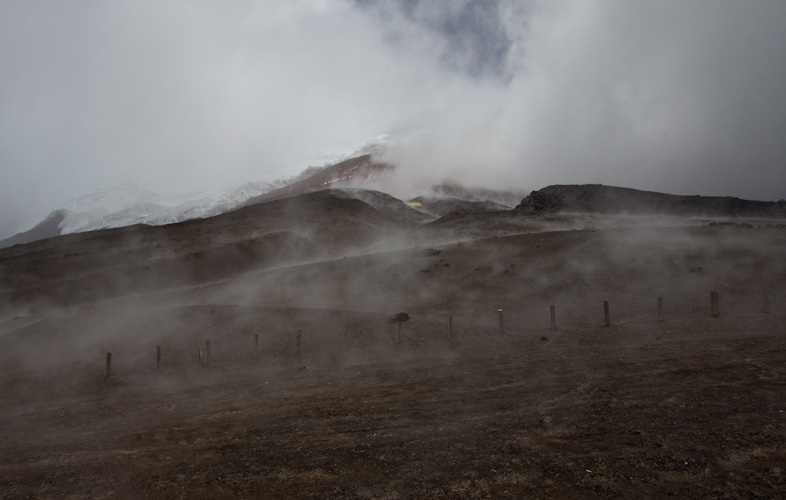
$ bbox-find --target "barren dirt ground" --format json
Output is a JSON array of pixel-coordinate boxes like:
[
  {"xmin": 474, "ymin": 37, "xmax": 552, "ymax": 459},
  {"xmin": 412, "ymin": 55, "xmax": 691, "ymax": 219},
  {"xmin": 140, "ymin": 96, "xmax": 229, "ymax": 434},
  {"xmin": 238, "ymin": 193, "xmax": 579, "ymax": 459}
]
[
  {"xmin": 2, "ymin": 313, "xmax": 785, "ymax": 499},
  {"xmin": 1, "ymin": 208, "xmax": 785, "ymax": 499}
]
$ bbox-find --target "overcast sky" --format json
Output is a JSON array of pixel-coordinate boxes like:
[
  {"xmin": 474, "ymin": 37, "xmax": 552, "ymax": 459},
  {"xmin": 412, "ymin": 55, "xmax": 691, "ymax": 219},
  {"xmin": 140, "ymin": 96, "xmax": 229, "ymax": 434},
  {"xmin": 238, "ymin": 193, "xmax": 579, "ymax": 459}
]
[{"xmin": 2, "ymin": 0, "xmax": 786, "ymax": 237}]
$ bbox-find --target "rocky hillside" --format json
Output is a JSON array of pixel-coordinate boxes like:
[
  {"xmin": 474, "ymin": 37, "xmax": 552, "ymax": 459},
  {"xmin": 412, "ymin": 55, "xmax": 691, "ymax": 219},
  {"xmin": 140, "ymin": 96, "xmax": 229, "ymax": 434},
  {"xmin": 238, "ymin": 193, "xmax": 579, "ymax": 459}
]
[
  {"xmin": 244, "ymin": 155, "xmax": 392, "ymax": 206},
  {"xmin": 0, "ymin": 189, "xmax": 422, "ymax": 313},
  {"xmin": 516, "ymin": 184, "xmax": 786, "ymax": 217},
  {"xmin": 0, "ymin": 210, "xmax": 65, "ymax": 248}
]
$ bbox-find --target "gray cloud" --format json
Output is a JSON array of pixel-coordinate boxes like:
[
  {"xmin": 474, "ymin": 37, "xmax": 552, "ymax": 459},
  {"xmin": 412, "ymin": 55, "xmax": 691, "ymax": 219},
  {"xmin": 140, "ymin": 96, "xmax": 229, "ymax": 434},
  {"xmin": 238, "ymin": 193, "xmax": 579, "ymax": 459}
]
[
  {"xmin": 2, "ymin": 0, "xmax": 785, "ymax": 238},
  {"xmin": 0, "ymin": 0, "xmax": 457, "ymax": 236},
  {"xmin": 355, "ymin": 0, "xmax": 515, "ymax": 78},
  {"xmin": 378, "ymin": 0, "xmax": 786, "ymax": 201}
]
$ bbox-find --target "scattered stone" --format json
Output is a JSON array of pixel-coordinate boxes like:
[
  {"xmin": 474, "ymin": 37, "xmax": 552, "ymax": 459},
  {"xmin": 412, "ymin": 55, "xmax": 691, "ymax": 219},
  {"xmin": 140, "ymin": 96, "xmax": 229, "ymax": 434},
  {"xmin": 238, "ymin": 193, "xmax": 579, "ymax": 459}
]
[
  {"xmin": 388, "ymin": 312, "xmax": 410, "ymax": 324},
  {"xmin": 690, "ymin": 267, "xmax": 703, "ymax": 272},
  {"xmin": 416, "ymin": 248, "xmax": 441, "ymax": 257},
  {"xmin": 540, "ymin": 336, "xmax": 549, "ymax": 341}
]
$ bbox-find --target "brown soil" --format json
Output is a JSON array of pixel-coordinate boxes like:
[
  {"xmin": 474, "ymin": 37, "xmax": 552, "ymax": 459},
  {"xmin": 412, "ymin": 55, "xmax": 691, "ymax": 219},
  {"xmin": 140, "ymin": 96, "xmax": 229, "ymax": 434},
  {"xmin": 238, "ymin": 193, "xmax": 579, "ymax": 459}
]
[{"xmin": 1, "ymin": 189, "xmax": 785, "ymax": 498}]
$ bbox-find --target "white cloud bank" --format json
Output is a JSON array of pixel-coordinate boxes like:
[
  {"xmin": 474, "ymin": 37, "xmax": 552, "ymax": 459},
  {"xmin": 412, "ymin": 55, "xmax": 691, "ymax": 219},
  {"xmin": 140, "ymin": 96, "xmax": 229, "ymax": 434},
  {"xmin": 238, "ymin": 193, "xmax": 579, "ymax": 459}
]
[
  {"xmin": 378, "ymin": 0, "xmax": 786, "ymax": 199},
  {"xmin": 1, "ymin": 0, "xmax": 785, "ymax": 237}
]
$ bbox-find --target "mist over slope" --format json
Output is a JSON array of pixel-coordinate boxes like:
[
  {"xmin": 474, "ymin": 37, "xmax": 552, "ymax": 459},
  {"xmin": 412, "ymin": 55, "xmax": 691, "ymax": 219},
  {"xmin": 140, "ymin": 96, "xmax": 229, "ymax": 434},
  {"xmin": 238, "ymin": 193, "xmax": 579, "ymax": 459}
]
[
  {"xmin": 3, "ymin": 2, "xmax": 786, "ymax": 495},
  {"xmin": 3, "ymin": 182, "xmax": 784, "ymax": 320},
  {"xmin": 1, "ymin": 178, "xmax": 786, "ymax": 498},
  {"xmin": 0, "ymin": 189, "xmax": 424, "ymax": 314}
]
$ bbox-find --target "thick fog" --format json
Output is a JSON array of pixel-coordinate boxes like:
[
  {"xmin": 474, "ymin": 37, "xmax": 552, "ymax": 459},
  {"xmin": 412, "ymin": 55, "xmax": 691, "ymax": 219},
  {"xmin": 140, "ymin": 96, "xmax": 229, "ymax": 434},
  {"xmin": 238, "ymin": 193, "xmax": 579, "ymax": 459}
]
[
  {"xmin": 377, "ymin": 0, "xmax": 786, "ymax": 198},
  {"xmin": 2, "ymin": 0, "xmax": 786, "ymax": 238}
]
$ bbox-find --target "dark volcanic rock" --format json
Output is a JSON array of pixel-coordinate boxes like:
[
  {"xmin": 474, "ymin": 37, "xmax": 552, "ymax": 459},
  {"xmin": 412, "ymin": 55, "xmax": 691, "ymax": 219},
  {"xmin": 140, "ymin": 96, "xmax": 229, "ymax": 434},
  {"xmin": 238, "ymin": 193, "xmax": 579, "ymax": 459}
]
[
  {"xmin": 515, "ymin": 184, "xmax": 786, "ymax": 218},
  {"xmin": 0, "ymin": 210, "xmax": 65, "ymax": 249}
]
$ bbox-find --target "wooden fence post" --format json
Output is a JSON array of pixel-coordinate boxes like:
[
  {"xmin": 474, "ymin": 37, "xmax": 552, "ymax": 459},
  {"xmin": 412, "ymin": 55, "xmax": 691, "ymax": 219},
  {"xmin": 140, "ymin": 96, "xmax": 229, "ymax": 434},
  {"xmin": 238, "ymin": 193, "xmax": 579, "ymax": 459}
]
[
  {"xmin": 550, "ymin": 305, "xmax": 556, "ymax": 330},
  {"xmin": 710, "ymin": 291, "xmax": 719, "ymax": 317},
  {"xmin": 498, "ymin": 309, "xmax": 504, "ymax": 335}
]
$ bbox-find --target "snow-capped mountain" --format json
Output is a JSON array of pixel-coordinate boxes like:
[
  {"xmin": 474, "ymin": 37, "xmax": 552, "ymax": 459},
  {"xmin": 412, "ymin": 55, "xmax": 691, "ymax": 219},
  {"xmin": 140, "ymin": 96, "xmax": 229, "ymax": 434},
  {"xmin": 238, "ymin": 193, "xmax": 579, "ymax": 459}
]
[
  {"xmin": 0, "ymin": 135, "xmax": 402, "ymax": 248},
  {"xmin": 347, "ymin": 134, "xmax": 401, "ymax": 159},
  {"xmin": 1, "ymin": 131, "xmax": 523, "ymax": 249},
  {"xmin": 57, "ymin": 135, "xmax": 405, "ymax": 234}
]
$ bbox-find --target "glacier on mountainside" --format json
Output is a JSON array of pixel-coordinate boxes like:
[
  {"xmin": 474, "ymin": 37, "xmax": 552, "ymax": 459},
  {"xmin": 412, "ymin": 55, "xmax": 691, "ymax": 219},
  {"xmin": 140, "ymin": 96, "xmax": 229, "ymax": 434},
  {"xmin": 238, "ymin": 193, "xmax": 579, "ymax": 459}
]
[
  {"xmin": 57, "ymin": 181, "xmax": 280, "ymax": 234},
  {"xmin": 12, "ymin": 134, "xmax": 406, "ymax": 238}
]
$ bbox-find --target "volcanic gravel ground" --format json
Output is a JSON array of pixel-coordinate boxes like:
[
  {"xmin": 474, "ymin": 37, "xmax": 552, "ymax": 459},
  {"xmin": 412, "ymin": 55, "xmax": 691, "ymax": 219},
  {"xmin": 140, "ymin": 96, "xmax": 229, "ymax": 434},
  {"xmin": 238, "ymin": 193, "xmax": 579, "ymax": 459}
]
[{"xmin": 1, "ymin": 315, "xmax": 785, "ymax": 499}]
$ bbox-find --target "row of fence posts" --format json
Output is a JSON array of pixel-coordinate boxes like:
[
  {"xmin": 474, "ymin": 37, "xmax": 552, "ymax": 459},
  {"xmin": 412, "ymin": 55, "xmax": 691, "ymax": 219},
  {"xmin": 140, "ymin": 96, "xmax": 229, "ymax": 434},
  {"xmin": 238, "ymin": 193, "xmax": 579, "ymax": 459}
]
[
  {"xmin": 490, "ymin": 288, "xmax": 771, "ymax": 335},
  {"xmin": 103, "ymin": 288, "xmax": 773, "ymax": 378},
  {"xmin": 489, "ymin": 299, "xmax": 609, "ymax": 337}
]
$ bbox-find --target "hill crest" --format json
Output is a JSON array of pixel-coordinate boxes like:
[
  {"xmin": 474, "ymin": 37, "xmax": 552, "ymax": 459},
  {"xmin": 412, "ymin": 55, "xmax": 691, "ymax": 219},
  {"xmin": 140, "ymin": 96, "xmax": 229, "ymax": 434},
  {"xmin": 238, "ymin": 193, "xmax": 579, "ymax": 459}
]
[{"xmin": 516, "ymin": 184, "xmax": 786, "ymax": 218}]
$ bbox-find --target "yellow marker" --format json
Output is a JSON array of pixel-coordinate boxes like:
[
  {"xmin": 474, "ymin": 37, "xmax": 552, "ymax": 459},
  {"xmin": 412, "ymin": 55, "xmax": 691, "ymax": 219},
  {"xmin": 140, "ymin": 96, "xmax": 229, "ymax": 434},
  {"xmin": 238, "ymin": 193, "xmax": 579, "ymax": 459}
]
[
  {"xmin": 198, "ymin": 347, "xmax": 203, "ymax": 362},
  {"xmin": 407, "ymin": 202, "xmax": 422, "ymax": 207}
]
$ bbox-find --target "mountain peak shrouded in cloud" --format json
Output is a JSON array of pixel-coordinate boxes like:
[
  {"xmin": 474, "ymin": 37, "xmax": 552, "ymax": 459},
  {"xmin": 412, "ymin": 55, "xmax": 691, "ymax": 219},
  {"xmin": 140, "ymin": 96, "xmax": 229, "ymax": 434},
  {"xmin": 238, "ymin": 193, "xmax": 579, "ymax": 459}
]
[
  {"xmin": 0, "ymin": 134, "xmax": 401, "ymax": 245},
  {"xmin": 2, "ymin": 1, "xmax": 786, "ymax": 239},
  {"xmin": 0, "ymin": 131, "xmax": 528, "ymax": 247}
]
